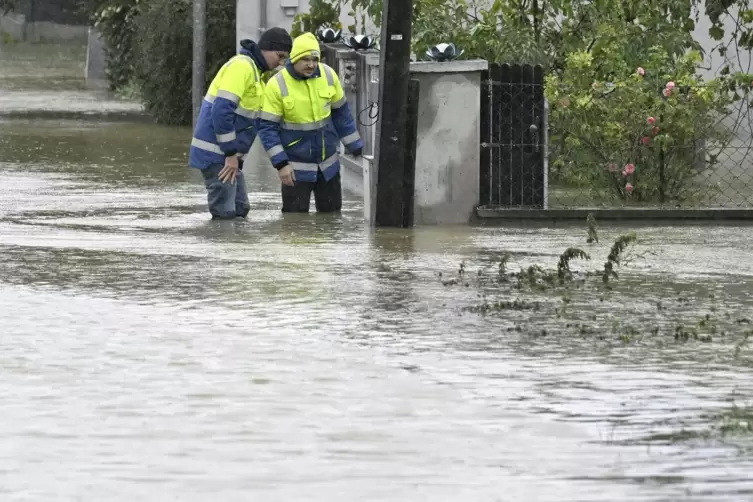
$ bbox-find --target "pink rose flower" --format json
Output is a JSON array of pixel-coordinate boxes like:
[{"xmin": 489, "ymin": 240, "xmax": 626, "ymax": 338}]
[
  {"xmin": 623, "ymin": 163, "xmax": 636, "ymax": 176},
  {"xmin": 647, "ymin": 116, "xmax": 656, "ymax": 125},
  {"xmin": 637, "ymin": 67, "xmax": 645, "ymax": 76},
  {"xmin": 625, "ymin": 183, "xmax": 634, "ymax": 194}
]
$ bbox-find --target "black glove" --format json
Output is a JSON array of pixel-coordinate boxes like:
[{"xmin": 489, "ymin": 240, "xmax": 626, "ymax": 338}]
[
  {"xmin": 351, "ymin": 149, "xmax": 362, "ymax": 158},
  {"xmin": 273, "ymin": 160, "xmax": 289, "ymax": 171}
]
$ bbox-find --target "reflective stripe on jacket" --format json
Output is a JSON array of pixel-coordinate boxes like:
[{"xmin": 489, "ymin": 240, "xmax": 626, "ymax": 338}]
[
  {"xmin": 257, "ymin": 62, "xmax": 364, "ymax": 183},
  {"xmin": 189, "ymin": 51, "xmax": 265, "ymax": 170}
]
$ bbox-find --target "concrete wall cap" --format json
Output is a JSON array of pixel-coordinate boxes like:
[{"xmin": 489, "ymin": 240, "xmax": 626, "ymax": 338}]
[{"xmin": 409, "ymin": 59, "xmax": 488, "ymax": 74}]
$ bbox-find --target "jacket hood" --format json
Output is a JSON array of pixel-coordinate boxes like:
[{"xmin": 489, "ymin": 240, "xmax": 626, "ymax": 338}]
[{"xmin": 239, "ymin": 39, "xmax": 270, "ymax": 73}]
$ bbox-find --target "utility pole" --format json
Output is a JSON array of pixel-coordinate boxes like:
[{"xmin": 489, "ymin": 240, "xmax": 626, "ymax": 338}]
[
  {"xmin": 373, "ymin": 0, "xmax": 414, "ymax": 227},
  {"xmin": 191, "ymin": 0, "xmax": 207, "ymax": 127}
]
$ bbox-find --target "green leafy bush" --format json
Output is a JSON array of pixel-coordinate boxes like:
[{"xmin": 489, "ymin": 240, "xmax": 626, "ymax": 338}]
[
  {"xmin": 133, "ymin": 0, "xmax": 235, "ymax": 125},
  {"xmin": 546, "ymin": 46, "xmax": 742, "ymax": 203},
  {"xmin": 291, "ymin": 0, "xmax": 341, "ymax": 37},
  {"xmin": 410, "ymin": 0, "xmax": 546, "ymax": 65}
]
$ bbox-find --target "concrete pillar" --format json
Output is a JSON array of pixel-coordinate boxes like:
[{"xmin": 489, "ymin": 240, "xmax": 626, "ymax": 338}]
[
  {"xmin": 341, "ymin": 59, "xmax": 489, "ymax": 226},
  {"xmin": 85, "ymin": 27, "xmax": 108, "ymax": 89},
  {"xmin": 409, "ymin": 60, "xmax": 488, "ymax": 225},
  {"xmin": 235, "ymin": 0, "xmax": 377, "ymax": 45}
]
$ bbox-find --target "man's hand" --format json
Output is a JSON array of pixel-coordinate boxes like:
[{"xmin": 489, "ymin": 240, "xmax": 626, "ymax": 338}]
[
  {"xmin": 351, "ymin": 148, "xmax": 363, "ymax": 158},
  {"xmin": 278, "ymin": 164, "xmax": 295, "ymax": 186},
  {"xmin": 219, "ymin": 154, "xmax": 239, "ymax": 184}
]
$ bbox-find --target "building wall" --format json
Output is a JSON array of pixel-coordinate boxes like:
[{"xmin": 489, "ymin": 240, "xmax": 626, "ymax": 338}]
[{"xmin": 236, "ymin": 0, "xmax": 376, "ymax": 45}]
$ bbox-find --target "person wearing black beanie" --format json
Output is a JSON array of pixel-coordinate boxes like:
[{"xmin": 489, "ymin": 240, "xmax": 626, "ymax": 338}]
[
  {"xmin": 258, "ymin": 27, "xmax": 293, "ymax": 53},
  {"xmin": 188, "ymin": 27, "xmax": 292, "ymax": 220}
]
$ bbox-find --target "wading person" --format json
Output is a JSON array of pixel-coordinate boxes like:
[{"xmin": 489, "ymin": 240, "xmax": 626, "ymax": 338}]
[
  {"xmin": 257, "ymin": 32, "xmax": 363, "ymax": 213},
  {"xmin": 189, "ymin": 28, "xmax": 292, "ymax": 219}
]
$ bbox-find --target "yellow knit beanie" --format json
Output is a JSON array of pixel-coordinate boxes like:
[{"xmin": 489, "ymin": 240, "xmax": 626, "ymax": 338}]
[{"xmin": 290, "ymin": 32, "xmax": 321, "ymax": 63}]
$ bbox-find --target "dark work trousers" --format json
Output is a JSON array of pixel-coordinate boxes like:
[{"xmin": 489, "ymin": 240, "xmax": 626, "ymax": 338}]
[
  {"xmin": 201, "ymin": 161, "xmax": 250, "ymax": 219},
  {"xmin": 281, "ymin": 170, "xmax": 342, "ymax": 213}
]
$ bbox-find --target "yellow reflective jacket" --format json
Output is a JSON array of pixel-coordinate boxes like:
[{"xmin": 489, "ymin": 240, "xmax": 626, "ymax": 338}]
[
  {"xmin": 257, "ymin": 62, "xmax": 363, "ymax": 182},
  {"xmin": 189, "ymin": 46, "xmax": 268, "ymax": 169}
]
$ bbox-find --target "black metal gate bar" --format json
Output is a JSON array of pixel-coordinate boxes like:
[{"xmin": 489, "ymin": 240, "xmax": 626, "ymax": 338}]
[
  {"xmin": 479, "ymin": 69, "xmax": 492, "ymax": 206},
  {"xmin": 479, "ymin": 63, "xmax": 546, "ymax": 208},
  {"xmin": 531, "ymin": 65, "xmax": 546, "ymax": 206},
  {"xmin": 493, "ymin": 64, "xmax": 506, "ymax": 207}
]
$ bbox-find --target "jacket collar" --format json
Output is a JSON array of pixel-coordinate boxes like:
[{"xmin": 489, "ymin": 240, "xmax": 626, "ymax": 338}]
[
  {"xmin": 239, "ymin": 40, "xmax": 270, "ymax": 73},
  {"xmin": 285, "ymin": 60, "xmax": 321, "ymax": 80}
]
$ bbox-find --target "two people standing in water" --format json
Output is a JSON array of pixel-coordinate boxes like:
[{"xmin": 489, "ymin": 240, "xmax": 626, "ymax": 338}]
[{"xmin": 188, "ymin": 29, "xmax": 362, "ymax": 220}]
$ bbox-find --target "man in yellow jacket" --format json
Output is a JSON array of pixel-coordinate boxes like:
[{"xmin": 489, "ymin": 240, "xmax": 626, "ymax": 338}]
[
  {"xmin": 258, "ymin": 32, "xmax": 363, "ymax": 213},
  {"xmin": 189, "ymin": 28, "xmax": 292, "ymax": 219}
]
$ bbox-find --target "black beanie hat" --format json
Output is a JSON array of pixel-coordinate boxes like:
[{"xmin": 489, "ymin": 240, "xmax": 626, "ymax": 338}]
[{"xmin": 258, "ymin": 27, "xmax": 293, "ymax": 53}]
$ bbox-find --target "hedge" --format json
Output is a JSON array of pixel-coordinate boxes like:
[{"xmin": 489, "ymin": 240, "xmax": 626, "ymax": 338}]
[{"xmin": 133, "ymin": 0, "xmax": 236, "ymax": 126}]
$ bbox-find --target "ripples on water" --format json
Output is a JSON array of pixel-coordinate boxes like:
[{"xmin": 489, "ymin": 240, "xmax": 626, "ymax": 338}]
[{"xmin": 1, "ymin": 117, "xmax": 753, "ymax": 500}]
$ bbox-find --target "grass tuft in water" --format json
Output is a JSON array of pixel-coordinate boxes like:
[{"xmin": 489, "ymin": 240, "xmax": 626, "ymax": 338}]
[{"xmin": 586, "ymin": 212, "xmax": 599, "ymax": 244}]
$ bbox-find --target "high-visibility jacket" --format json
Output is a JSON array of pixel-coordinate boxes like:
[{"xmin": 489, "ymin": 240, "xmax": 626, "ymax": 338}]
[
  {"xmin": 257, "ymin": 62, "xmax": 363, "ymax": 183},
  {"xmin": 188, "ymin": 43, "xmax": 268, "ymax": 170}
]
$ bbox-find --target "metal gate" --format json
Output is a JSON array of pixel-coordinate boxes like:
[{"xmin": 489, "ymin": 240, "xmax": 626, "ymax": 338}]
[{"xmin": 479, "ymin": 63, "xmax": 548, "ymax": 208}]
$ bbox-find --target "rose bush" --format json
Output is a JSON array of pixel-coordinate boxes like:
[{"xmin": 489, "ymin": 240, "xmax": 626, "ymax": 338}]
[{"xmin": 545, "ymin": 45, "xmax": 746, "ymax": 203}]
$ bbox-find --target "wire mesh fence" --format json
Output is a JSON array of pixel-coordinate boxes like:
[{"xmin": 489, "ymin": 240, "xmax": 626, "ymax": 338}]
[{"xmin": 480, "ymin": 63, "xmax": 753, "ymax": 210}]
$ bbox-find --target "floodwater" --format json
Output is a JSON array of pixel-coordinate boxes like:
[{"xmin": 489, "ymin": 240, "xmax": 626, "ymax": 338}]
[{"xmin": 2, "ymin": 43, "xmax": 753, "ymax": 501}]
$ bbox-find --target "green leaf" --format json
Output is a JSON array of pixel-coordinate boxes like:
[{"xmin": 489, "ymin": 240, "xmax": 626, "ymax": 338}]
[{"xmin": 709, "ymin": 25, "xmax": 725, "ymax": 41}]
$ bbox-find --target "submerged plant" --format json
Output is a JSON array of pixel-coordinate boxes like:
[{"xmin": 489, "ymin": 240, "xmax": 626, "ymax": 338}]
[
  {"xmin": 498, "ymin": 252, "xmax": 512, "ymax": 275},
  {"xmin": 586, "ymin": 213, "xmax": 599, "ymax": 244},
  {"xmin": 735, "ymin": 330, "xmax": 752, "ymax": 359},
  {"xmin": 603, "ymin": 232, "xmax": 637, "ymax": 283},
  {"xmin": 557, "ymin": 248, "xmax": 591, "ymax": 282},
  {"xmin": 710, "ymin": 403, "xmax": 753, "ymax": 437}
]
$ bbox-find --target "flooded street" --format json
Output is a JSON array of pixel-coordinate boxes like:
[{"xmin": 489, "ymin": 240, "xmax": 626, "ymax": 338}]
[{"xmin": 2, "ymin": 43, "xmax": 753, "ymax": 501}]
